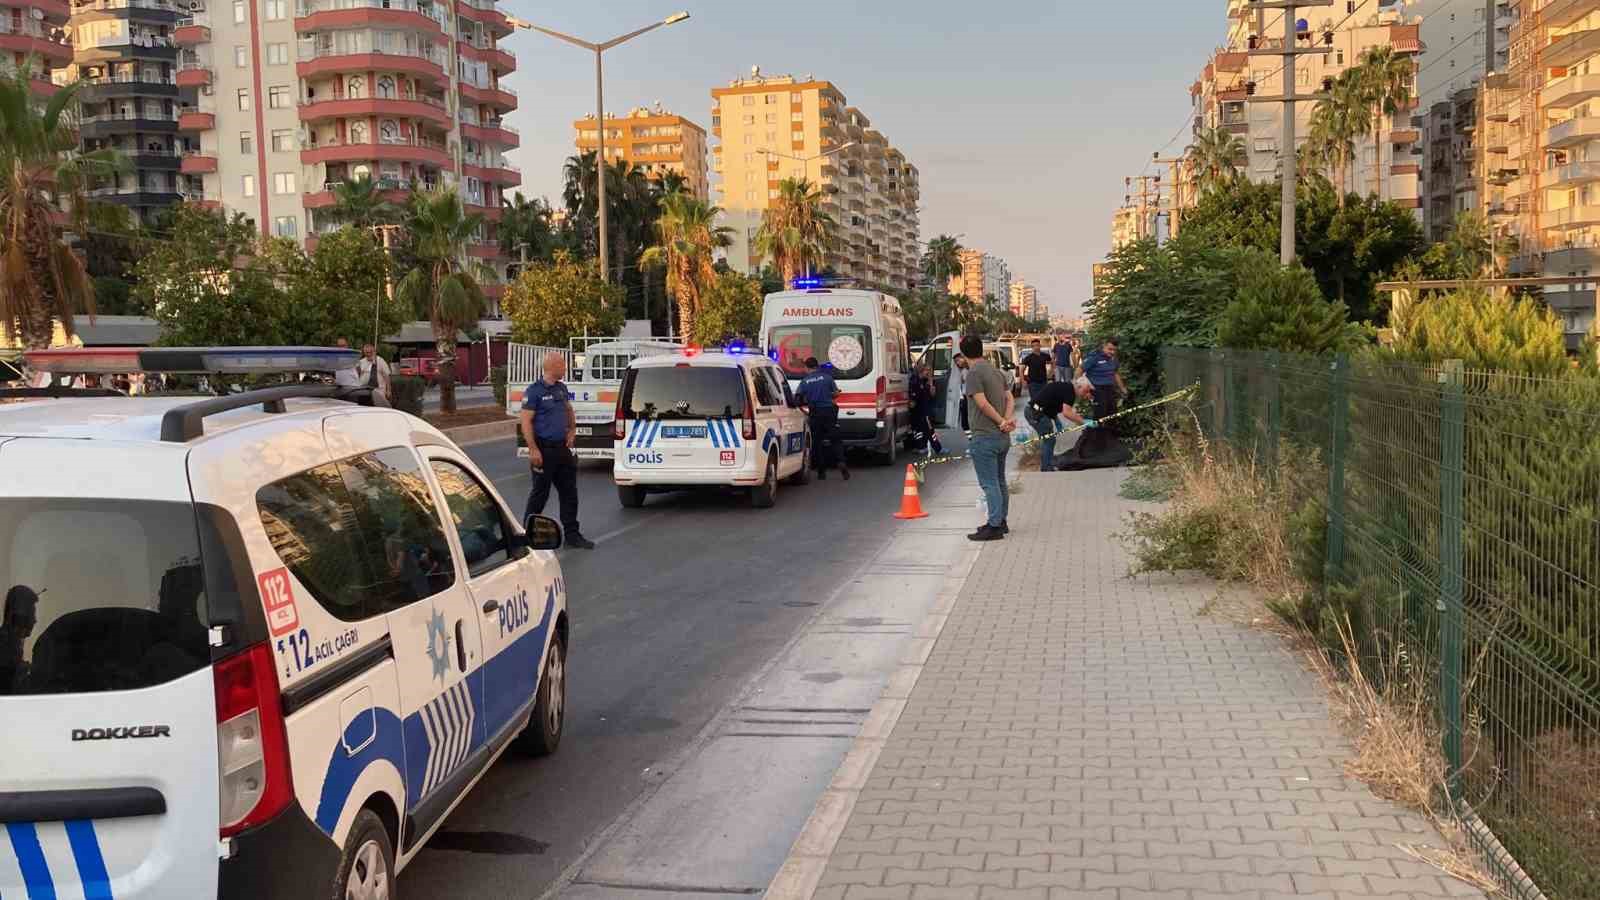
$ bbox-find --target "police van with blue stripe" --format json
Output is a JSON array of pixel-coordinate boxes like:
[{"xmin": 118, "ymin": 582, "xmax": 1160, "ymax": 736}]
[
  {"xmin": 611, "ymin": 347, "xmax": 810, "ymax": 509},
  {"xmin": 0, "ymin": 348, "xmax": 570, "ymax": 899}
]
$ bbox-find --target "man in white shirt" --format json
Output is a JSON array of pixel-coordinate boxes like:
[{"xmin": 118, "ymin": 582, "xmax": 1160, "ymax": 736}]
[
  {"xmin": 355, "ymin": 343, "xmax": 391, "ymax": 401},
  {"xmin": 333, "ymin": 338, "xmax": 361, "ymax": 388}
]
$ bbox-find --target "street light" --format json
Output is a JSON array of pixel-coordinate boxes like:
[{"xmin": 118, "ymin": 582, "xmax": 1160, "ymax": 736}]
[{"xmin": 519, "ymin": 11, "xmax": 691, "ymax": 283}]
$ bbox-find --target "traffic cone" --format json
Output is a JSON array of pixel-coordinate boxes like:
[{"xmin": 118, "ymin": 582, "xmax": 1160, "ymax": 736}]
[{"xmin": 893, "ymin": 464, "xmax": 929, "ymax": 520}]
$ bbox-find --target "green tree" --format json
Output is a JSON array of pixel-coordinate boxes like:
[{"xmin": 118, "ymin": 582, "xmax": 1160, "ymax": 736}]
[
  {"xmin": 757, "ymin": 263, "xmax": 785, "ymax": 297},
  {"xmin": 691, "ymin": 270, "xmax": 763, "ymax": 343},
  {"xmin": 0, "ymin": 59, "xmax": 124, "ymax": 349},
  {"xmin": 1417, "ymin": 211, "xmax": 1516, "ymax": 280},
  {"xmin": 284, "ymin": 227, "xmax": 407, "ymax": 347},
  {"xmin": 498, "ymin": 192, "xmax": 562, "ymax": 262},
  {"xmin": 324, "ymin": 174, "xmax": 400, "ymax": 228},
  {"xmin": 1356, "ymin": 46, "xmax": 1414, "ymax": 199},
  {"xmin": 1306, "ymin": 70, "xmax": 1363, "ymax": 201},
  {"xmin": 920, "ymin": 234, "xmax": 964, "ymax": 295},
  {"xmin": 1386, "ymin": 285, "xmax": 1569, "ymax": 375},
  {"xmin": 137, "ymin": 205, "xmax": 291, "ymax": 347},
  {"xmin": 640, "ymin": 191, "xmax": 732, "ymax": 339},
  {"xmin": 1215, "ymin": 250, "xmax": 1360, "ymax": 354},
  {"xmin": 501, "ymin": 250, "xmax": 624, "ymax": 348},
  {"xmin": 1185, "ymin": 126, "xmax": 1245, "ymax": 193},
  {"xmin": 395, "ymin": 188, "xmax": 487, "ymax": 413},
  {"xmin": 754, "ymin": 177, "xmax": 833, "ymax": 284}
]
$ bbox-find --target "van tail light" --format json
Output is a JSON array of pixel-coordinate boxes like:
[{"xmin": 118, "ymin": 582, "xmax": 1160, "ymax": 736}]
[
  {"xmin": 215, "ymin": 643, "xmax": 293, "ymax": 838},
  {"xmin": 743, "ymin": 393, "xmax": 758, "ymax": 441},
  {"xmin": 613, "ymin": 402, "xmax": 625, "ymax": 441},
  {"xmin": 875, "ymin": 375, "xmax": 888, "ymax": 419}
]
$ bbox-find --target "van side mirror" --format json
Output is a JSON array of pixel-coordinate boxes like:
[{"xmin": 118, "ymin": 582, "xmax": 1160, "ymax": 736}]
[{"xmin": 524, "ymin": 514, "xmax": 563, "ymax": 551}]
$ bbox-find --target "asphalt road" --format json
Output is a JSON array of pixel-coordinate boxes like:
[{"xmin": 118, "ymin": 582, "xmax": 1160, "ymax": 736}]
[{"xmin": 397, "ymin": 435, "xmax": 970, "ymax": 898}]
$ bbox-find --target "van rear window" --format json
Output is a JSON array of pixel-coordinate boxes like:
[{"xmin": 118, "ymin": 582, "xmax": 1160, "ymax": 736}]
[
  {"xmin": 0, "ymin": 500, "xmax": 211, "ymax": 696},
  {"xmin": 770, "ymin": 325, "xmax": 873, "ymax": 380},
  {"xmin": 623, "ymin": 366, "xmax": 747, "ymax": 420}
]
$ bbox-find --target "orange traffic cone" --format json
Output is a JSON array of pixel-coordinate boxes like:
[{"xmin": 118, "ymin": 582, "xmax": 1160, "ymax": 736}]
[{"xmin": 893, "ymin": 464, "xmax": 929, "ymax": 520}]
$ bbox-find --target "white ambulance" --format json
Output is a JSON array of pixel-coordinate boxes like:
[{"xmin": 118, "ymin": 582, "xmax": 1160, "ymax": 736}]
[
  {"xmin": 0, "ymin": 347, "xmax": 569, "ymax": 900},
  {"xmin": 760, "ymin": 283, "xmax": 913, "ymax": 464},
  {"xmin": 611, "ymin": 349, "xmax": 810, "ymax": 509}
]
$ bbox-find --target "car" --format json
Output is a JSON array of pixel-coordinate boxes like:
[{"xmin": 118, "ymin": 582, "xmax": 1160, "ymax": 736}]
[
  {"xmin": 397, "ymin": 357, "xmax": 441, "ymax": 380},
  {"xmin": 0, "ymin": 346, "xmax": 570, "ymax": 900},
  {"xmin": 612, "ymin": 348, "xmax": 810, "ymax": 509},
  {"xmin": 915, "ymin": 333, "xmax": 1023, "ymax": 427}
]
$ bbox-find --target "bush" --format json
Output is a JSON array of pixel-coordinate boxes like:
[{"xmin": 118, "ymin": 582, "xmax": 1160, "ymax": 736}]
[
  {"xmin": 490, "ymin": 365, "xmax": 507, "ymax": 407},
  {"xmin": 389, "ymin": 375, "xmax": 426, "ymax": 416},
  {"xmin": 1215, "ymin": 251, "xmax": 1361, "ymax": 355}
]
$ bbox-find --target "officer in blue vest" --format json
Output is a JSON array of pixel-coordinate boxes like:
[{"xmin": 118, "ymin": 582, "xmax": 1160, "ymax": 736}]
[
  {"xmin": 796, "ymin": 357, "xmax": 850, "ymax": 481},
  {"xmin": 520, "ymin": 353, "xmax": 595, "ymax": 549}
]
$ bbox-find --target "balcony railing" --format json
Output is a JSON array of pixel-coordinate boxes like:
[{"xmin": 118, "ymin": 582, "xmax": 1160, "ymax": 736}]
[
  {"xmin": 83, "ymin": 74, "xmax": 178, "ymax": 86},
  {"xmin": 305, "ymin": 133, "xmax": 448, "ymax": 152},
  {"xmin": 463, "ymin": 117, "xmax": 517, "ymax": 134},
  {"xmin": 87, "ymin": 184, "xmax": 177, "ymax": 196},
  {"xmin": 464, "ymin": 157, "xmax": 518, "ymax": 173},
  {"xmin": 80, "ymin": 109, "xmax": 181, "ymax": 123},
  {"xmin": 1548, "ymin": 160, "xmax": 1600, "ymax": 187},
  {"xmin": 297, "ymin": 43, "xmax": 446, "ymax": 66},
  {"xmin": 300, "ymin": 90, "xmax": 448, "ymax": 110},
  {"xmin": 296, "ymin": 0, "xmax": 445, "ymax": 26},
  {"xmin": 175, "ymin": 13, "xmax": 210, "ymax": 26},
  {"xmin": 72, "ymin": 0, "xmax": 180, "ymax": 10},
  {"xmin": 0, "ymin": 20, "xmax": 63, "ymax": 38}
]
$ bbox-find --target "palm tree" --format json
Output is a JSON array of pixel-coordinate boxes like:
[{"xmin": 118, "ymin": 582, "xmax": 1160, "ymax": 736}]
[
  {"xmin": 755, "ymin": 178, "xmax": 833, "ymax": 285},
  {"xmin": 395, "ymin": 188, "xmax": 489, "ymax": 413},
  {"xmin": 1308, "ymin": 70, "xmax": 1363, "ymax": 204},
  {"xmin": 1185, "ymin": 126, "xmax": 1245, "ymax": 192},
  {"xmin": 0, "ymin": 58, "xmax": 124, "ymax": 350},
  {"xmin": 640, "ymin": 191, "xmax": 732, "ymax": 339},
  {"xmin": 920, "ymin": 234, "xmax": 964, "ymax": 291},
  {"xmin": 498, "ymin": 191, "xmax": 557, "ymax": 262},
  {"xmin": 324, "ymin": 174, "xmax": 400, "ymax": 228},
  {"xmin": 1357, "ymin": 46, "xmax": 1414, "ymax": 199}
]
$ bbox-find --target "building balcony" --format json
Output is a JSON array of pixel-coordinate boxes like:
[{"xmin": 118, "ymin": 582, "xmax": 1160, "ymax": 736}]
[
  {"xmin": 1544, "ymin": 73, "xmax": 1600, "ymax": 111},
  {"xmin": 1541, "ymin": 204, "xmax": 1600, "ymax": 230},
  {"xmin": 454, "ymin": 0, "xmax": 509, "ymax": 37},
  {"xmin": 70, "ymin": 0, "xmax": 181, "ymax": 20},
  {"xmin": 1544, "ymin": 286, "xmax": 1596, "ymax": 312},
  {"xmin": 86, "ymin": 184, "xmax": 182, "ymax": 206},
  {"xmin": 0, "ymin": 25, "xmax": 72, "ymax": 65},
  {"xmin": 298, "ymin": 94, "xmax": 451, "ymax": 128},
  {"xmin": 458, "ymin": 80, "xmax": 515, "ymax": 111},
  {"xmin": 462, "ymin": 160, "xmax": 519, "ymax": 186},
  {"xmin": 303, "ymin": 184, "xmax": 413, "ymax": 207},
  {"xmin": 457, "ymin": 39, "xmax": 513, "ymax": 74},
  {"xmin": 179, "ymin": 151, "xmax": 216, "ymax": 173},
  {"xmin": 295, "ymin": 0, "xmax": 445, "ymax": 34},
  {"xmin": 74, "ymin": 36, "xmax": 179, "ymax": 62},
  {"xmin": 1548, "ymin": 160, "xmax": 1600, "ymax": 188},
  {"xmin": 78, "ymin": 73, "xmax": 179, "ymax": 99},
  {"xmin": 460, "ymin": 119, "xmax": 517, "ymax": 148},
  {"xmin": 173, "ymin": 13, "xmax": 208, "ymax": 44},
  {"xmin": 177, "ymin": 109, "xmax": 214, "ymax": 130},
  {"xmin": 1546, "ymin": 28, "xmax": 1600, "ymax": 71},
  {"xmin": 33, "ymin": 0, "xmax": 70, "ymax": 21},
  {"xmin": 1543, "ymin": 0, "xmax": 1600, "ymax": 29},
  {"xmin": 296, "ymin": 46, "xmax": 447, "ymax": 84},
  {"xmin": 179, "ymin": 189, "xmax": 220, "ymax": 210},
  {"xmin": 1546, "ymin": 117, "xmax": 1600, "ymax": 149},
  {"xmin": 1388, "ymin": 128, "xmax": 1420, "ymax": 144},
  {"xmin": 465, "ymin": 201, "xmax": 501, "ymax": 222},
  {"xmin": 300, "ymin": 135, "xmax": 451, "ymax": 167},
  {"xmin": 175, "ymin": 63, "xmax": 211, "ymax": 87},
  {"xmin": 79, "ymin": 109, "xmax": 180, "ymax": 136},
  {"xmin": 466, "ymin": 241, "xmax": 499, "ymax": 259}
]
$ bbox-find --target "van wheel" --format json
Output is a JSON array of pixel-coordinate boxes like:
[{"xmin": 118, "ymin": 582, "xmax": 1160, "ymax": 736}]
[
  {"xmin": 876, "ymin": 432, "xmax": 898, "ymax": 466},
  {"xmin": 514, "ymin": 631, "xmax": 565, "ymax": 757},
  {"xmin": 618, "ymin": 484, "xmax": 647, "ymax": 508},
  {"xmin": 333, "ymin": 810, "xmax": 394, "ymax": 900},
  {"xmin": 751, "ymin": 454, "xmax": 778, "ymax": 508},
  {"xmin": 783, "ymin": 435, "xmax": 811, "ymax": 486}
]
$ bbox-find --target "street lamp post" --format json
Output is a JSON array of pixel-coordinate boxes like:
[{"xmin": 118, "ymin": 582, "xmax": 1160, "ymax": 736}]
[{"xmin": 521, "ymin": 12, "xmax": 691, "ymax": 283}]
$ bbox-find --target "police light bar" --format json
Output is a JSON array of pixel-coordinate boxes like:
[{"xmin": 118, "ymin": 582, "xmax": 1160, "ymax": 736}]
[
  {"xmin": 790, "ymin": 277, "xmax": 829, "ymax": 290},
  {"xmin": 25, "ymin": 347, "xmax": 359, "ymax": 374}
]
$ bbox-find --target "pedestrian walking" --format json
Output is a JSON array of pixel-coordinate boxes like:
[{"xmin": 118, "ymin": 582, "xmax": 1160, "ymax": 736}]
[
  {"xmin": 334, "ymin": 338, "xmax": 361, "ymax": 388},
  {"xmin": 1052, "ymin": 333, "xmax": 1073, "ymax": 383},
  {"xmin": 909, "ymin": 363, "xmax": 943, "ymax": 456},
  {"xmin": 520, "ymin": 353, "xmax": 595, "ymax": 550},
  {"xmin": 796, "ymin": 357, "xmax": 850, "ymax": 480},
  {"xmin": 1024, "ymin": 379, "xmax": 1095, "ymax": 472},
  {"xmin": 961, "ymin": 334, "xmax": 1014, "ymax": 542},
  {"xmin": 355, "ymin": 343, "xmax": 392, "ymax": 402},
  {"xmin": 1019, "ymin": 338, "xmax": 1052, "ymax": 402},
  {"xmin": 1079, "ymin": 337, "xmax": 1126, "ymax": 455}
]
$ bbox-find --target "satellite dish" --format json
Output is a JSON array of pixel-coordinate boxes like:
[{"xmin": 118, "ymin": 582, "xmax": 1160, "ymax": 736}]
[{"xmin": 30, "ymin": 8, "xmax": 43, "ymax": 19}]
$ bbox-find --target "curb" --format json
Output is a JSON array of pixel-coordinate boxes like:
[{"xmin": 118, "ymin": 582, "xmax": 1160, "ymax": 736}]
[
  {"xmin": 442, "ymin": 418, "xmax": 516, "ymax": 446},
  {"xmin": 763, "ymin": 540, "xmax": 982, "ymax": 900}
]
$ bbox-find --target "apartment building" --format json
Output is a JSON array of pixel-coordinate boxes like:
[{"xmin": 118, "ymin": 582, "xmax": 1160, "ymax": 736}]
[
  {"xmin": 2, "ymin": 0, "xmax": 69, "ymax": 90},
  {"xmin": 66, "ymin": 0, "xmax": 191, "ymax": 223},
  {"xmin": 710, "ymin": 69, "xmax": 921, "ymax": 291},
  {"xmin": 1423, "ymin": 87, "xmax": 1480, "ymax": 241},
  {"xmin": 1110, "ymin": 205, "xmax": 1141, "ymax": 251},
  {"xmin": 1009, "ymin": 280, "xmax": 1039, "ymax": 320},
  {"xmin": 947, "ymin": 248, "xmax": 1010, "ymax": 308},
  {"xmin": 574, "ymin": 105, "xmax": 708, "ymax": 200},
  {"xmin": 163, "ymin": 0, "xmax": 520, "ymax": 309}
]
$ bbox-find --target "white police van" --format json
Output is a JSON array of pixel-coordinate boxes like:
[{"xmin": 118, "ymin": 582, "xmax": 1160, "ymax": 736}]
[
  {"xmin": 611, "ymin": 348, "xmax": 810, "ymax": 509},
  {"xmin": 0, "ymin": 347, "xmax": 569, "ymax": 899}
]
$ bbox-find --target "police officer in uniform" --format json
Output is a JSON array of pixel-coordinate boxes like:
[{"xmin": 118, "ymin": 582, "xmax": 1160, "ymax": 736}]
[
  {"xmin": 796, "ymin": 357, "xmax": 850, "ymax": 481},
  {"xmin": 519, "ymin": 353, "xmax": 596, "ymax": 549}
]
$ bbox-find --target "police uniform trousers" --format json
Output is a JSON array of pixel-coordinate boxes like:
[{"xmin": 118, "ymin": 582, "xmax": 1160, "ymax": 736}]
[
  {"xmin": 808, "ymin": 405, "xmax": 841, "ymax": 473},
  {"xmin": 527, "ymin": 440, "xmax": 580, "ymax": 535}
]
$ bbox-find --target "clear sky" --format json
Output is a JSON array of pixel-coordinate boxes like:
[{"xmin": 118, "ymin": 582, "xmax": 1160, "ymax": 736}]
[{"xmin": 498, "ymin": 1, "xmax": 1225, "ymax": 316}]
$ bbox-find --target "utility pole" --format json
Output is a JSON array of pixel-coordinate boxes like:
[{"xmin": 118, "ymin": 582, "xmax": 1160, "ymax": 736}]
[
  {"xmin": 371, "ymin": 223, "xmax": 403, "ymax": 347},
  {"xmin": 1247, "ymin": 0, "xmax": 1333, "ymax": 264},
  {"xmin": 1126, "ymin": 175, "xmax": 1163, "ymax": 242},
  {"xmin": 1154, "ymin": 153, "xmax": 1186, "ymax": 238},
  {"xmin": 1485, "ymin": 0, "xmax": 1496, "ymax": 75}
]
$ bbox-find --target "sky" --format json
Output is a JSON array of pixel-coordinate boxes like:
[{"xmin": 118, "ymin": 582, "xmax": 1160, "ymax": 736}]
[{"xmin": 497, "ymin": 1, "xmax": 1226, "ymax": 317}]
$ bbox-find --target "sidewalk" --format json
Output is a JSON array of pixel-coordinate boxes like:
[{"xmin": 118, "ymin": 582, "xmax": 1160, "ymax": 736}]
[{"xmin": 769, "ymin": 467, "xmax": 1487, "ymax": 900}]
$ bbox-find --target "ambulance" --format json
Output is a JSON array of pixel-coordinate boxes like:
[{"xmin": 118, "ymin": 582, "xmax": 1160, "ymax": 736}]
[{"xmin": 760, "ymin": 282, "xmax": 913, "ymax": 465}]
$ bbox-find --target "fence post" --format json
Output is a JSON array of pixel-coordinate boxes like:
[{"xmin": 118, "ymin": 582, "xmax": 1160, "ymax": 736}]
[
  {"xmin": 1439, "ymin": 359, "xmax": 1466, "ymax": 796},
  {"xmin": 1210, "ymin": 349, "xmax": 1225, "ymax": 440},
  {"xmin": 1323, "ymin": 354, "xmax": 1350, "ymax": 588},
  {"xmin": 1265, "ymin": 351, "xmax": 1281, "ymax": 482}
]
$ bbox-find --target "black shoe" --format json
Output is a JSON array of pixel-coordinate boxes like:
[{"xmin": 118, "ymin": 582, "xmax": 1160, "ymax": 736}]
[
  {"xmin": 840, "ymin": 466, "xmax": 851, "ymax": 481},
  {"xmin": 999, "ymin": 520, "xmax": 1010, "ymax": 535},
  {"xmin": 967, "ymin": 525, "xmax": 1004, "ymax": 542},
  {"xmin": 565, "ymin": 533, "xmax": 596, "ymax": 550}
]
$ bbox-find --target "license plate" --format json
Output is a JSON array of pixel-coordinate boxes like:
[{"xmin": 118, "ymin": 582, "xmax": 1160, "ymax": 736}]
[
  {"xmin": 574, "ymin": 426, "xmax": 593, "ymax": 436},
  {"xmin": 661, "ymin": 426, "xmax": 708, "ymax": 439}
]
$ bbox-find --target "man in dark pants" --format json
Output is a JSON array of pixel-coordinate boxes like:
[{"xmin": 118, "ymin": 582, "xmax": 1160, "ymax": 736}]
[
  {"xmin": 796, "ymin": 357, "xmax": 849, "ymax": 480},
  {"xmin": 1079, "ymin": 337, "xmax": 1126, "ymax": 455},
  {"xmin": 1019, "ymin": 338, "xmax": 1052, "ymax": 401},
  {"xmin": 520, "ymin": 353, "xmax": 595, "ymax": 549},
  {"xmin": 1024, "ymin": 379, "xmax": 1095, "ymax": 472}
]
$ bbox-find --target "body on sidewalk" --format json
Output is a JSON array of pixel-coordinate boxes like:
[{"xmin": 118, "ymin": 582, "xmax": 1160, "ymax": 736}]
[{"xmin": 1024, "ymin": 378, "xmax": 1095, "ymax": 472}]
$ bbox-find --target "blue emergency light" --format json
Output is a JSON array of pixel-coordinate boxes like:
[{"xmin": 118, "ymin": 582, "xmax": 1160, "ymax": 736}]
[
  {"xmin": 790, "ymin": 276, "xmax": 828, "ymax": 290},
  {"xmin": 25, "ymin": 347, "xmax": 359, "ymax": 374}
]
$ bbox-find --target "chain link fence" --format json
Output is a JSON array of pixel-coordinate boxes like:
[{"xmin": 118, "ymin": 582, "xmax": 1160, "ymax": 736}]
[{"xmin": 1163, "ymin": 347, "xmax": 1598, "ymax": 900}]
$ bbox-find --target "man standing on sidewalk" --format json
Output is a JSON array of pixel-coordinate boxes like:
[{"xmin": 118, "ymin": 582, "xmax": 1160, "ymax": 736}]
[
  {"xmin": 1052, "ymin": 333, "xmax": 1073, "ymax": 383},
  {"xmin": 521, "ymin": 353, "xmax": 595, "ymax": 549},
  {"xmin": 961, "ymin": 334, "xmax": 1014, "ymax": 542},
  {"xmin": 1019, "ymin": 338, "xmax": 1052, "ymax": 402}
]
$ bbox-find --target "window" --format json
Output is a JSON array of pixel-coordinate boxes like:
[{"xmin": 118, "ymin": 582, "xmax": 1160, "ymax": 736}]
[
  {"xmin": 349, "ymin": 121, "xmax": 369, "ymax": 143},
  {"xmin": 792, "ymin": 112, "xmax": 803, "ymax": 122},
  {"xmin": 765, "ymin": 93, "xmax": 776, "ymax": 104},
  {"xmin": 428, "ymin": 460, "xmax": 509, "ymax": 576},
  {"xmin": 751, "ymin": 367, "xmax": 784, "ymax": 408},
  {"xmin": 766, "ymin": 131, "xmax": 777, "ymax": 142},
  {"xmin": 271, "ymin": 129, "xmax": 293, "ymax": 152},
  {"xmin": 242, "ymin": 173, "xmax": 256, "ymax": 196},
  {"xmin": 232, "ymin": 0, "xmax": 245, "ymax": 22},
  {"xmin": 239, "ymin": 131, "xmax": 253, "ymax": 154},
  {"xmin": 273, "ymin": 215, "xmax": 297, "ymax": 237},
  {"xmin": 233, "ymin": 45, "xmax": 247, "ymax": 68},
  {"xmin": 267, "ymin": 85, "xmax": 289, "ymax": 109},
  {"xmin": 742, "ymin": 114, "xmax": 754, "ymax": 125},
  {"xmin": 769, "ymin": 324, "xmax": 874, "ymax": 380},
  {"xmin": 743, "ymin": 135, "xmax": 753, "ymax": 145},
  {"xmin": 256, "ymin": 448, "xmax": 455, "ymax": 620},
  {"xmin": 273, "ymin": 171, "xmax": 296, "ymax": 194},
  {"xmin": 266, "ymin": 42, "xmax": 287, "ymax": 65},
  {"xmin": 622, "ymin": 366, "xmax": 748, "ymax": 421},
  {"xmin": 264, "ymin": 0, "xmax": 285, "ymax": 19},
  {"xmin": 742, "ymin": 95, "xmax": 754, "ymax": 106},
  {"xmin": 0, "ymin": 499, "xmax": 213, "ymax": 696},
  {"xmin": 765, "ymin": 113, "xmax": 777, "ymax": 124},
  {"xmin": 745, "ymin": 190, "xmax": 755, "ymax": 201},
  {"xmin": 236, "ymin": 88, "xmax": 251, "ymax": 111}
]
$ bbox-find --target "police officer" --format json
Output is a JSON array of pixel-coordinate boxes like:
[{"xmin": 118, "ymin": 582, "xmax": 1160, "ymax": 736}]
[
  {"xmin": 796, "ymin": 356, "xmax": 850, "ymax": 481},
  {"xmin": 519, "ymin": 353, "xmax": 595, "ymax": 549}
]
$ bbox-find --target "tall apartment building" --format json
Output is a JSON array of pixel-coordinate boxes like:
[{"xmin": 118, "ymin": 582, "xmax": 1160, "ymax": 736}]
[
  {"xmin": 574, "ymin": 105, "xmax": 708, "ymax": 200},
  {"xmin": 1423, "ymin": 87, "xmax": 1480, "ymax": 241},
  {"xmin": 710, "ymin": 70, "xmax": 921, "ymax": 291},
  {"xmin": 947, "ymin": 248, "xmax": 1010, "ymax": 308},
  {"xmin": 163, "ymin": 0, "xmax": 520, "ymax": 309},
  {"xmin": 2, "ymin": 0, "xmax": 69, "ymax": 89},
  {"xmin": 1110, "ymin": 205, "xmax": 1141, "ymax": 251},
  {"xmin": 1009, "ymin": 281, "xmax": 1039, "ymax": 320}
]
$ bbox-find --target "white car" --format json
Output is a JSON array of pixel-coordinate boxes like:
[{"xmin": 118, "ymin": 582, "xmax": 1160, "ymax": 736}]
[
  {"xmin": 612, "ymin": 349, "xmax": 810, "ymax": 509},
  {"xmin": 0, "ymin": 347, "xmax": 570, "ymax": 900}
]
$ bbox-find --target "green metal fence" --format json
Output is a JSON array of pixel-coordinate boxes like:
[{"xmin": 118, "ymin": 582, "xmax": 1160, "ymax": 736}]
[{"xmin": 1164, "ymin": 347, "xmax": 1599, "ymax": 900}]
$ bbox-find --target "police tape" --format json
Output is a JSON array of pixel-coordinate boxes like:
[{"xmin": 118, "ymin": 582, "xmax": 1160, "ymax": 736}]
[{"xmin": 909, "ymin": 385, "xmax": 1198, "ymax": 481}]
